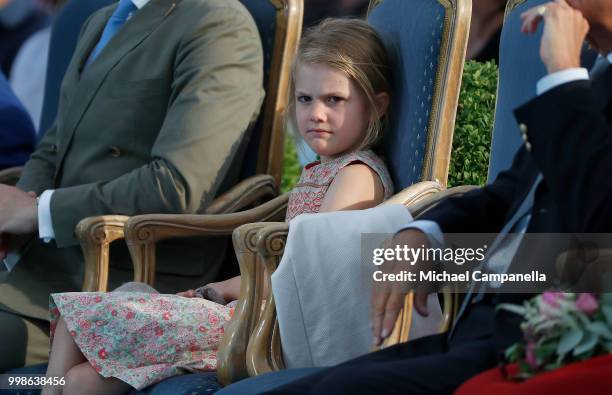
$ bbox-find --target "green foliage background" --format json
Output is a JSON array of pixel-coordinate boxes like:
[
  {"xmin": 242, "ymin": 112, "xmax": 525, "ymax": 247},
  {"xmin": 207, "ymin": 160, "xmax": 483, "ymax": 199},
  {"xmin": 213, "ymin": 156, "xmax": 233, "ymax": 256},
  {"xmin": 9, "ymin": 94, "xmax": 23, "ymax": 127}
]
[
  {"xmin": 447, "ymin": 60, "xmax": 498, "ymax": 187},
  {"xmin": 280, "ymin": 60, "xmax": 499, "ymax": 192}
]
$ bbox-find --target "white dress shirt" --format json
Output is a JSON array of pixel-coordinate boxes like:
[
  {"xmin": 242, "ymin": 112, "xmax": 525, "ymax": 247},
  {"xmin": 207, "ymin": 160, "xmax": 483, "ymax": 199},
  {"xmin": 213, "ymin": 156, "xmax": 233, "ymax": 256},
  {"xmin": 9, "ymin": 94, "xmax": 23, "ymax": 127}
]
[
  {"xmin": 37, "ymin": 0, "xmax": 151, "ymax": 242},
  {"xmin": 406, "ymin": 53, "xmax": 612, "ymax": 247}
]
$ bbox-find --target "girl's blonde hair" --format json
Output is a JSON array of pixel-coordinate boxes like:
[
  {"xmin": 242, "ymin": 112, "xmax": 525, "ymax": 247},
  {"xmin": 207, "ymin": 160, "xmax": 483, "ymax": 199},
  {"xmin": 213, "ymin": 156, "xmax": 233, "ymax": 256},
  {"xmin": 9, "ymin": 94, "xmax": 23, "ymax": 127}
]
[{"xmin": 286, "ymin": 18, "xmax": 392, "ymax": 151}]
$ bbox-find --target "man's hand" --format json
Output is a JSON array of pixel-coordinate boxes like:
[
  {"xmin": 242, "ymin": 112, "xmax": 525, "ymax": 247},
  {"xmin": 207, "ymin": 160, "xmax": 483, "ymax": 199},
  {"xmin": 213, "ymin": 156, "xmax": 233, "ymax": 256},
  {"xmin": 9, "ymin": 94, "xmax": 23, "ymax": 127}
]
[
  {"xmin": 521, "ymin": 0, "xmax": 590, "ymax": 74},
  {"xmin": 370, "ymin": 228, "xmax": 432, "ymax": 346},
  {"xmin": 0, "ymin": 185, "xmax": 38, "ymax": 236}
]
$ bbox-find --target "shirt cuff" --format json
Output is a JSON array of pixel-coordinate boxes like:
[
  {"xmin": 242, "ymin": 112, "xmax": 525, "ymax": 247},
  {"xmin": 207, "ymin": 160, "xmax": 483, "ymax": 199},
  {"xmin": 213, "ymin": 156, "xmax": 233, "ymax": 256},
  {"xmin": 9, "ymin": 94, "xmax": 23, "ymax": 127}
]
[
  {"xmin": 38, "ymin": 189, "xmax": 55, "ymax": 242},
  {"xmin": 399, "ymin": 220, "xmax": 444, "ymax": 249},
  {"xmin": 536, "ymin": 68, "xmax": 589, "ymax": 95}
]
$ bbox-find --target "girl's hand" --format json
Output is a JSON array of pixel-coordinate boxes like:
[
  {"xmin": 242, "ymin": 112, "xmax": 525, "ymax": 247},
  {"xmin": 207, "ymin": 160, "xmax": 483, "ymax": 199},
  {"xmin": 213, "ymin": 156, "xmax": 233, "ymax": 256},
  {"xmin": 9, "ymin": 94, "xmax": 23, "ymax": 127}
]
[{"xmin": 176, "ymin": 289, "xmax": 198, "ymax": 298}]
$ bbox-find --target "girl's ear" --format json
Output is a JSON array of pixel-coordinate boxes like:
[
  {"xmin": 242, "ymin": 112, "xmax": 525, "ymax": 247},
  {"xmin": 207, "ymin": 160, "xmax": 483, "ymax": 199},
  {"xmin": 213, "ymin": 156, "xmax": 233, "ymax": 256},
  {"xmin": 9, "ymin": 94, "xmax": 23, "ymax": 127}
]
[{"xmin": 373, "ymin": 92, "xmax": 390, "ymax": 118}]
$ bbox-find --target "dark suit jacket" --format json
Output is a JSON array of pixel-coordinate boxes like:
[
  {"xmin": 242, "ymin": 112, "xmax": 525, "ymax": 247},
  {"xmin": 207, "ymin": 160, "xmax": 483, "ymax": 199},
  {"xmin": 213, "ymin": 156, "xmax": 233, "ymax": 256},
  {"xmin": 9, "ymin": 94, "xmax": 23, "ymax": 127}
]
[
  {"xmin": 420, "ymin": 65, "xmax": 612, "ymax": 345},
  {"xmin": 0, "ymin": 0, "xmax": 264, "ymax": 321},
  {"xmin": 0, "ymin": 72, "xmax": 36, "ymax": 169}
]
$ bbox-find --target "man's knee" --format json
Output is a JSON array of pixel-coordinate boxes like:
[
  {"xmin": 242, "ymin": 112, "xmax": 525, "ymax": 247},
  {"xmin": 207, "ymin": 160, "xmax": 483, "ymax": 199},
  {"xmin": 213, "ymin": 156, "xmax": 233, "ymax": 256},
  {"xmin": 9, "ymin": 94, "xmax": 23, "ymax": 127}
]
[
  {"xmin": 0, "ymin": 310, "xmax": 49, "ymax": 372},
  {"xmin": 0, "ymin": 310, "xmax": 28, "ymax": 371}
]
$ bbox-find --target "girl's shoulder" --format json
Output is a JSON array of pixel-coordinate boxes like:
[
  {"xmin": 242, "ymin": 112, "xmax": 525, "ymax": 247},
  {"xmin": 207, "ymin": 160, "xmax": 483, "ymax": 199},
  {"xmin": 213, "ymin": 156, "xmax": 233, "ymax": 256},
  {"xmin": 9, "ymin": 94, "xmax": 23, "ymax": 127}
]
[{"xmin": 335, "ymin": 150, "xmax": 394, "ymax": 199}]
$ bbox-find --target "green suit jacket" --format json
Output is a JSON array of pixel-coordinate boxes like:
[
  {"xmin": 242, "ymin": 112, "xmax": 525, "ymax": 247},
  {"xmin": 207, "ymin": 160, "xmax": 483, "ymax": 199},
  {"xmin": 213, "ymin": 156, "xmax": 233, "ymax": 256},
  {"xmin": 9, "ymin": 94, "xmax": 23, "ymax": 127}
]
[{"xmin": 1, "ymin": 0, "xmax": 264, "ymax": 321}]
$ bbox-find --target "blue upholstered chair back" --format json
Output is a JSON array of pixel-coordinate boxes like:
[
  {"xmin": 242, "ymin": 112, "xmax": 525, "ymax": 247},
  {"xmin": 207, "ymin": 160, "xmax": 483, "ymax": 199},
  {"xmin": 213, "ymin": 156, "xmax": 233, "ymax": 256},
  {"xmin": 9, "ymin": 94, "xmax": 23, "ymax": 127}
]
[
  {"xmin": 39, "ymin": 0, "xmax": 116, "ymax": 135},
  {"xmin": 234, "ymin": 0, "xmax": 278, "ymax": 179},
  {"xmin": 487, "ymin": 0, "xmax": 547, "ymax": 181},
  {"xmin": 368, "ymin": 0, "xmax": 470, "ymax": 190}
]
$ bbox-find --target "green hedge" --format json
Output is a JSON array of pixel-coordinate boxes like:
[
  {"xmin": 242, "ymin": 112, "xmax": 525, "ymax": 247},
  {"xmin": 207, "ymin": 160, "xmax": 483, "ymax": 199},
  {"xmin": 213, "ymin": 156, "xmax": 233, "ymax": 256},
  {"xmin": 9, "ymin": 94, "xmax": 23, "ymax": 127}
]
[
  {"xmin": 281, "ymin": 135, "xmax": 301, "ymax": 193},
  {"xmin": 447, "ymin": 60, "xmax": 498, "ymax": 187},
  {"xmin": 281, "ymin": 60, "xmax": 499, "ymax": 192}
]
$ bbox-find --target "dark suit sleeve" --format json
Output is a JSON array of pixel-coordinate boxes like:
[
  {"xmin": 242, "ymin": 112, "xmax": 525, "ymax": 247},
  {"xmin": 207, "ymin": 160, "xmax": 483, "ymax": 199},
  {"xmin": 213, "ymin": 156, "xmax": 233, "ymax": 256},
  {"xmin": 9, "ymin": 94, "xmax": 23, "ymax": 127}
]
[
  {"xmin": 514, "ymin": 79, "xmax": 612, "ymax": 232},
  {"xmin": 418, "ymin": 149, "xmax": 524, "ymax": 234}
]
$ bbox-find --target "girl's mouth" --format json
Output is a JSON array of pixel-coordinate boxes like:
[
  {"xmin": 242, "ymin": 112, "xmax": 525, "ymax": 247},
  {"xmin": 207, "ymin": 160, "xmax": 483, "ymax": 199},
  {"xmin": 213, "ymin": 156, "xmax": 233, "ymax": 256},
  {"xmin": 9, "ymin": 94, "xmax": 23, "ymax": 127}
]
[{"xmin": 308, "ymin": 128, "xmax": 333, "ymax": 134}]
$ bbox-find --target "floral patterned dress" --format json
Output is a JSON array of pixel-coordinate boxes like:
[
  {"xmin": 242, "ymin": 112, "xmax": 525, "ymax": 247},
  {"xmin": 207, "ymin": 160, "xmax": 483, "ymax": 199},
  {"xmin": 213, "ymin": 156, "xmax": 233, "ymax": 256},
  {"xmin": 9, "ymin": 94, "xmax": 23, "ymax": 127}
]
[
  {"xmin": 50, "ymin": 149, "xmax": 393, "ymax": 390},
  {"xmin": 285, "ymin": 150, "xmax": 394, "ymax": 220}
]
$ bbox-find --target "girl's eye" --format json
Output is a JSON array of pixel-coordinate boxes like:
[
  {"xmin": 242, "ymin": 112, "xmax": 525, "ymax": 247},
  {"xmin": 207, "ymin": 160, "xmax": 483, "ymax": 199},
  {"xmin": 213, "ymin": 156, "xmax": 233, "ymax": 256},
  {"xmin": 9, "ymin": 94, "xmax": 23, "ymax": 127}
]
[
  {"xmin": 297, "ymin": 95, "xmax": 311, "ymax": 103},
  {"xmin": 327, "ymin": 96, "xmax": 344, "ymax": 103}
]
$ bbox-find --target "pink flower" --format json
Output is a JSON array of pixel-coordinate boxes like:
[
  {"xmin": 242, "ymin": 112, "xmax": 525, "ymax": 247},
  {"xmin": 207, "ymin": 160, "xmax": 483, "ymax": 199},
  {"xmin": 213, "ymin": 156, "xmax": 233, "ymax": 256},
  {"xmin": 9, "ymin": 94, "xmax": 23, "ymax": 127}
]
[
  {"xmin": 575, "ymin": 293, "xmax": 599, "ymax": 315},
  {"xmin": 208, "ymin": 313, "xmax": 220, "ymax": 326},
  {"xmin": 541, "ymin": 292, "xmax": 564, "ymax": 309},
  {"xmin": 525, "ymin": 342, "xmax": 538, "ymax": 370},
  {"xmin": 78, "ymin": 319, "xmax": 91, "ymax": 330}
]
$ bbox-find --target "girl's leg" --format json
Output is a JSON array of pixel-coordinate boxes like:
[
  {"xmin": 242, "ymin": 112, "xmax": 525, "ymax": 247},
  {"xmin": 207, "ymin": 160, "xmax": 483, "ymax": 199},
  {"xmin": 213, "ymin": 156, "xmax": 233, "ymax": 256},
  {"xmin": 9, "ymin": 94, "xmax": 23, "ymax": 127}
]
[
  {"xmin": 41, "ymin": 317, "xmax": 86, "ymax": 395},
  {"xmin": 62, "ymin": 362, "xmax": 133, "ymax": 395}
]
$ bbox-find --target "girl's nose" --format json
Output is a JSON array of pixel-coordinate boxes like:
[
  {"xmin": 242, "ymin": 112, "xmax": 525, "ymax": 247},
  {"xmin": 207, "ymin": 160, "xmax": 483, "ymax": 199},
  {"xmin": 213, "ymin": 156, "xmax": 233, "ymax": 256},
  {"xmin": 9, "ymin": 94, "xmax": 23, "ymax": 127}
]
[{"xmin": 309, "ymin": 102, "xmax": 326, "ymax": 123}]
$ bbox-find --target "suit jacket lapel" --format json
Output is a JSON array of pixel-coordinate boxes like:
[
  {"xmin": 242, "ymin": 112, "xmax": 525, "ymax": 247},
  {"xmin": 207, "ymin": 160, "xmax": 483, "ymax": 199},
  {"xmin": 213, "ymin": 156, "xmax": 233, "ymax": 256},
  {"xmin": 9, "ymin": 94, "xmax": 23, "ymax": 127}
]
[{"xmin": 55, "ymin": 0, "xmax": 179, "ymax": 178}]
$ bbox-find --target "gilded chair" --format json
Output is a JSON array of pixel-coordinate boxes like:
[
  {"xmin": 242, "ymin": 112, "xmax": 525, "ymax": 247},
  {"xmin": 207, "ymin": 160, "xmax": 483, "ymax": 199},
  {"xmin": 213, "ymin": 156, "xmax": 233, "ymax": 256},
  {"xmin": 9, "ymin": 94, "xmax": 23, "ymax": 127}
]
[
  {"xmin": 395, "ymin": 0, "xmax": 554, "ymax": 333},
  {"xmin": 217, "ymin": 0, "xmax": 472, "ymax": 384},
  {"xmin": 75, "ymin": 0, "xmax": 304, "ymax": 293}
]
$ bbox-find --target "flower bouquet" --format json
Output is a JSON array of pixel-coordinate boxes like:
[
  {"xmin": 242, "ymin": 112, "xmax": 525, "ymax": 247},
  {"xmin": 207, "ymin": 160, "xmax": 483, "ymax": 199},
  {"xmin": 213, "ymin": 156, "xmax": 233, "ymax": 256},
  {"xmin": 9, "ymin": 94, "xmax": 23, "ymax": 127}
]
[{"xmin": 499, "ymin": 292, "xmax": 612, "ymax": 380}]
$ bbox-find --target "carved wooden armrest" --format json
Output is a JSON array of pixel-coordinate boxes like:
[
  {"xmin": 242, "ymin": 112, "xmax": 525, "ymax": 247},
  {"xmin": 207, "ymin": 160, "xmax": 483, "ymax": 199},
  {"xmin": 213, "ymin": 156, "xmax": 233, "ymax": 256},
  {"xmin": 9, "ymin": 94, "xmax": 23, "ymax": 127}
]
[
  {"xmin": 0, "ymin": 166, "xmax": 23, "ymax": 186},
  {"xmin": 409, "ymin": 185, "xmax": 479, "ymax": 218},
  {"xmin": 382, "ymin": 180, "xmax": 444, "ymax": 207},
  {"xmin": 245, "ymin": 222, "xmax": 288, "ymax": 377},
  {"xmin": 124, "ymin": 193, "xmax": 289, "ymax": 285},
  {"xmin": 205, "ymin": 174, "xmax": 278, "ymax": 214},
  {"xmin": 218, "ymin": 222, "xmax": 271, "ymax": 385},
  {"xmin": 76, "ymin": 215, "xmax": 130, "ymax": 291}
]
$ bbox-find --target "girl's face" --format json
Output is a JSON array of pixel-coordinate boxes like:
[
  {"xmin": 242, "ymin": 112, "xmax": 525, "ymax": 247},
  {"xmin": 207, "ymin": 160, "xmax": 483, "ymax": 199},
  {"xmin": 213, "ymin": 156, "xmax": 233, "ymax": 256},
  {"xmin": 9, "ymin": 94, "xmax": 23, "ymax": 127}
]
[{"xmin": 294, "ymin": 63, "xmax": 371, "ymax": 162}]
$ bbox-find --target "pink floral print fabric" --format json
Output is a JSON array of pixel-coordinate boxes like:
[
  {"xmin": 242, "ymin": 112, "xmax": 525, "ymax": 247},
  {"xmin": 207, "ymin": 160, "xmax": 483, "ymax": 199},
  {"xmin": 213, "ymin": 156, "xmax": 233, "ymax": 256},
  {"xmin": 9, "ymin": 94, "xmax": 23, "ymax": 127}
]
[{"xmin": 50, "ymin": 292, "xmax": 234, "ymax": 390}]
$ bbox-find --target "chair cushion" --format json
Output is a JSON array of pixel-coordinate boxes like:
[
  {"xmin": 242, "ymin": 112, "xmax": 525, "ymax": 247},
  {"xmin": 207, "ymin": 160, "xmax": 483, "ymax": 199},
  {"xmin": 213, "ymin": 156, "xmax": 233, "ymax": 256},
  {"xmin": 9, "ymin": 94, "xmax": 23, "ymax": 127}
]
[
  {"xmin": 487, "ymin": 0, "xmax": 548, "ymax": 181},
  {"xmin": 368, "ymin": 0, "xmax": 447, "ymax": 189},
  {"xmin": 455, "ymin": 355, "xmax": 612, "ymax": 395}
]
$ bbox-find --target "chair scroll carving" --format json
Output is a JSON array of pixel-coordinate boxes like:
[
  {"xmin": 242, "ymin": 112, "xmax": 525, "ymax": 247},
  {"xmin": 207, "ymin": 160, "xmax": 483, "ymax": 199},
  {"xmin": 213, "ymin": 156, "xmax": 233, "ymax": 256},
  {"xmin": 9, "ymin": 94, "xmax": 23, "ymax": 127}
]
[
  {"xmin": 125, "ymin": 194, "xmax": 290, "ymax": 287},
  {"xmin": 217, "ymin": 223, "xmax": 271, "ymax": 385},
  {"xmin": 247, "ymin": 223, "xmax": 289, "ymax": 376},
  {"xmin": 76, "ymin": 215, "xmax": 130, "ymax": 292}
]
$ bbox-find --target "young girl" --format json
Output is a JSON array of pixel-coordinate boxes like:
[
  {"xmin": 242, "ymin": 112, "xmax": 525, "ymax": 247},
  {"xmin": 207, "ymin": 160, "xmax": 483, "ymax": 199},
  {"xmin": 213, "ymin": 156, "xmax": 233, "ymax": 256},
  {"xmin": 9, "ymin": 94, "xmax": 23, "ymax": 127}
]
[{"xmin": 43, "ymin": 18, "xmax": 394, "ymax": 395}]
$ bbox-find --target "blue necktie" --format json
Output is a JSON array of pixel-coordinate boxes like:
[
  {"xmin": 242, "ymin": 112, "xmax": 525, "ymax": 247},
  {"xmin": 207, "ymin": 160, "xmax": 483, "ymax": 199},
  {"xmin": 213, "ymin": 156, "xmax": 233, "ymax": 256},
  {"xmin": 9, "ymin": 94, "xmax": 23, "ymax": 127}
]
[{"xmin": 88, "ymin": 0, "xmax": 137, "ymax": 63}]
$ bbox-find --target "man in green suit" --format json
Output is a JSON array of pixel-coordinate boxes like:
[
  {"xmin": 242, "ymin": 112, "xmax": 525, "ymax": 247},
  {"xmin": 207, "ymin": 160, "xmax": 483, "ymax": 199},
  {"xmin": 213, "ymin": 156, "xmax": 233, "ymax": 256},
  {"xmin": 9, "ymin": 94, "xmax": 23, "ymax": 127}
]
[{"xmin": 0, "ymin": 0, "xmax": 264, "ymax": 370}]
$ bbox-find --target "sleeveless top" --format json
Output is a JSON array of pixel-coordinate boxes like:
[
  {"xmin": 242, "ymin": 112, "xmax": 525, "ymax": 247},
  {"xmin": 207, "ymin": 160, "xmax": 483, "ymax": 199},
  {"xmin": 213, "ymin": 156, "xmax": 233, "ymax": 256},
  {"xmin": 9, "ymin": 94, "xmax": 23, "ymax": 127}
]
[{"xmin": 285, "ymin": 150, "xmax": 394, "ymax": 221}]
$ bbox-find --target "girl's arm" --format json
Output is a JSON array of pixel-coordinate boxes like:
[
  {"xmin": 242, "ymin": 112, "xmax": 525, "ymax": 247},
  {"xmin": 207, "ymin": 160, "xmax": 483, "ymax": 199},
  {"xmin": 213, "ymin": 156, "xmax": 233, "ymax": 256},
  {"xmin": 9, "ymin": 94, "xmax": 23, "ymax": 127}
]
[{"xmin": 319, "ymin": 163, "xmax": 385, "ymax": 212}]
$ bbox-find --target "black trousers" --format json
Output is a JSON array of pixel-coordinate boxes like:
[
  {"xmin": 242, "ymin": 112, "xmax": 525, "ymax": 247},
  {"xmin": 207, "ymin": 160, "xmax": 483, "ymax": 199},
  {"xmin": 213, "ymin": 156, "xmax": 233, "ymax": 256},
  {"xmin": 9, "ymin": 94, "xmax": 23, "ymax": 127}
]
[{"xmin": 264, "ymin": 304, "xmax": 512, "ymax": 395}]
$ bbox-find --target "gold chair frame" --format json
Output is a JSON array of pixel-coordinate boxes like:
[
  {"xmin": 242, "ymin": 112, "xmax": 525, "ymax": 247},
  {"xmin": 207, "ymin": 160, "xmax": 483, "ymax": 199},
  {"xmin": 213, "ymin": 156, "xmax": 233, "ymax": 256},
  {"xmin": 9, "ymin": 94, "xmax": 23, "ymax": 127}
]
[{"xmin": 216, "ymin": 0, "xmax": 472, "ymax": 384}]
